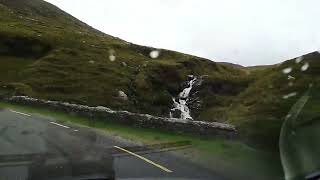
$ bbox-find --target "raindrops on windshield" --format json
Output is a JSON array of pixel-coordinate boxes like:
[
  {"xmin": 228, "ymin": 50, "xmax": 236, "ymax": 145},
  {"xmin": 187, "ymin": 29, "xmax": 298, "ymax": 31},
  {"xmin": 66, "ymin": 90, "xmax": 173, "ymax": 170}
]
[
  {"xmin": 109, "ymin": 55, "xmax": 116, "ymax": 62},
  {"xmin": 288, "ymin": 75, "xmax": 295, "ymax": 80},
  {"xmin": 282, "ymin": 67, "xmax": 293, "ymax": 74},
  {"xmin": 149, "ymin": 50, "xmax": 160, "ymax": 59},
  {"xmin": 282, "ymin": 92, "xmax": 298, "ymax": 99},
  {"xmin": 301, "ymin": 62, "xmax": 309, "ymax": 71},
  {"xmin": 88, "ymin": 60, "xmax": 95, "ymax": 64},
  {"xmin": 109, "ymin": 49, "xmax": 116, "ymax": 62},
  {"xmin": 295, "ymin": 56, "xmax": 303, "ymax": 64}
]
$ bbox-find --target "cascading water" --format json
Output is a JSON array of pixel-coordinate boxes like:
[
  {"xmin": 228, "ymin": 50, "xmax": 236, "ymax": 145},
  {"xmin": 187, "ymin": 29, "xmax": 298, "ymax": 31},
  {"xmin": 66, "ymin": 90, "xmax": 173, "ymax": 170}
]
[{"xmin": 170, "ymin": 75, "xmax": 197, "ymax": 120}]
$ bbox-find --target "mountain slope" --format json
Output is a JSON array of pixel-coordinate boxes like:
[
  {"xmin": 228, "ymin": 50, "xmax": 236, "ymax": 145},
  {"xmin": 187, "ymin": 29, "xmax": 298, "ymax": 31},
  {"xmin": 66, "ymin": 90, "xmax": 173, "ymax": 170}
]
[
  {"xmin": 227, "ymin": 52, "xmax": 320, "ymax": 147},
  {"xmin": 0, "ymin": 0, "xmax": 248, "ymax": 116},
  {"xmin": 0, "ymin": 0, "xmax": 319, "ymax": 150}
]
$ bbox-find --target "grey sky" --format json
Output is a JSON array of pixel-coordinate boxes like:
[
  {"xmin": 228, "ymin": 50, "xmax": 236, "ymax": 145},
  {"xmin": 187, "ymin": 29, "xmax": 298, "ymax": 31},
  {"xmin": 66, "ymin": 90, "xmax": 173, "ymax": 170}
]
[{"xmin": 45, "ymin": 0, "xmax": 320, "ymax": 66}]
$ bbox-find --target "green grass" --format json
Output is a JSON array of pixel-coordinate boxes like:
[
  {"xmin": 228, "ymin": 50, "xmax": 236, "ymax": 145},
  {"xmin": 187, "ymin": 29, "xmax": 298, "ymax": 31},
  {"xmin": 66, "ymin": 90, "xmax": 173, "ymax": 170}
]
[
  {"xmin": 0, "ymin": 56, "xmax": 35, "ymax": 82},
  {"xmin": 0, "ymin": 101, "xmax": 284, "ymax": 180}
]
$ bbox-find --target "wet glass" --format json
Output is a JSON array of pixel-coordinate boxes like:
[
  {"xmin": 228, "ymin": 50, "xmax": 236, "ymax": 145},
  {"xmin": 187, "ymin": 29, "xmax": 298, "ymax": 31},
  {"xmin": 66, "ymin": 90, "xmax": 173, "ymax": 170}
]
[{"xmin": 280, "ymin": 85, "xmax": 320, "ymax": 180}]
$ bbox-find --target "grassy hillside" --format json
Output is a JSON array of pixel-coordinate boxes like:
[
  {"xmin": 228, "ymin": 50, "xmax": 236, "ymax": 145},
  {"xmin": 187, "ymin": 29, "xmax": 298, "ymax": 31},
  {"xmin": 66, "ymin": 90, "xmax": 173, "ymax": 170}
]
[
  {"xmin": 0, "ymin": 0, "xmax": 319, "ymax": 150},
  {"xmin": 0, "ymin": 0, "xmax": 248, "ymax": 115},
  {"xmin": 228, "ymin": 52, "xmax": 320, "ymax": 149}
]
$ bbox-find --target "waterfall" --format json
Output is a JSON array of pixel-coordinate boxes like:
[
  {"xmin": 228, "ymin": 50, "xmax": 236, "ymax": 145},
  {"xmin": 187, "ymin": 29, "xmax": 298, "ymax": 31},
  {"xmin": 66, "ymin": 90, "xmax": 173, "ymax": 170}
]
[{"xmin": 170, "ymin": 75, "xmax": 197, "ymax": 120}]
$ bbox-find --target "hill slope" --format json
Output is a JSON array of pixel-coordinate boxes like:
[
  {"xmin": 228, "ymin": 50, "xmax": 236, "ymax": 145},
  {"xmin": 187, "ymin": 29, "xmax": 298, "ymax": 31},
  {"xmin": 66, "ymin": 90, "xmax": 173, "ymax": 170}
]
[
  {"xmin": 0, "ymin": 0, "xmax": 319, "ymax": 149},
  {"xmin": 228, "ymin": 52, "xmax": 320, "ymax": 147},
  {"xmin": 0, "ymin": 0, "xmax": 249, "ymax": 116}
]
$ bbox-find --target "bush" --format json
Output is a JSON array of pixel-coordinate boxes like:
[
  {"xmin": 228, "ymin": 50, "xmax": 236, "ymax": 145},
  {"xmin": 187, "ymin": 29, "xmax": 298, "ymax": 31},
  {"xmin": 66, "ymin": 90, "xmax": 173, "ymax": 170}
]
[{"xmin": 7, "ymin": 83, "xmax": 33, "ymax": 96}]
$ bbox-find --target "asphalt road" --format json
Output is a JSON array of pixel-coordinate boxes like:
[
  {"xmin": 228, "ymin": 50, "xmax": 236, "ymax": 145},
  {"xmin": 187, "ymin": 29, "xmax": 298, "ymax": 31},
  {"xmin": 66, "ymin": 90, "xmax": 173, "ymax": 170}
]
[{"xmin": 0, "ymin": 108, "xmax": 226, "ymax": 180}]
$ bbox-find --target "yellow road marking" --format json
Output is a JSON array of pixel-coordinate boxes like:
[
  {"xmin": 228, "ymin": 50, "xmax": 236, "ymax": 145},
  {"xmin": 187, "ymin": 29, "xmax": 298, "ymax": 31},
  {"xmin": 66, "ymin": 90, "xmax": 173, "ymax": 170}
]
[{"xmin": 114, "ymin": 145, "xmax": 173, "ymax": 173}]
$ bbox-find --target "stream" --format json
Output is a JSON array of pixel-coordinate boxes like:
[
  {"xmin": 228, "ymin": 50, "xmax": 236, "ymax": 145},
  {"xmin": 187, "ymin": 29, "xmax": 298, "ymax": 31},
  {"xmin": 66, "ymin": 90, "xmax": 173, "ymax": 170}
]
[{"xmin": 170, "ymin": 75, "xmax": 197, "ymax": 120}]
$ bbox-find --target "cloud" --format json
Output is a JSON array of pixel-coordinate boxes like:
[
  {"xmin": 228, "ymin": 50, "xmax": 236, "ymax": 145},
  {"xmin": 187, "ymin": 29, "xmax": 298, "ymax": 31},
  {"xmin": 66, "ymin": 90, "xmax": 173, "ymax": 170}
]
[{"xmin": 45, "ymin": 0, "xmax": 320, "ymax": 66}]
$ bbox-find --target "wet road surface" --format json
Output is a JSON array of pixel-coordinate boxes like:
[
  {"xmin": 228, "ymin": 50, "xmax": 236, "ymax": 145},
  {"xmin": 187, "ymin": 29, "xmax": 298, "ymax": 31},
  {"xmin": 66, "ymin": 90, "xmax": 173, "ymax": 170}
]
[{"xmin": 0, "ymin": 109, "xmax": 225, "ymax": 180}]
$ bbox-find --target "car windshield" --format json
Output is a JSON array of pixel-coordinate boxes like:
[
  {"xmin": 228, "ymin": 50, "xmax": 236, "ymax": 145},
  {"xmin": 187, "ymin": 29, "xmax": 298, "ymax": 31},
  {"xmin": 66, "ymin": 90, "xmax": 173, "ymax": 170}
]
[{"xmin": 0, "ymin": 0, "xmax": 320, "ymax": 180}]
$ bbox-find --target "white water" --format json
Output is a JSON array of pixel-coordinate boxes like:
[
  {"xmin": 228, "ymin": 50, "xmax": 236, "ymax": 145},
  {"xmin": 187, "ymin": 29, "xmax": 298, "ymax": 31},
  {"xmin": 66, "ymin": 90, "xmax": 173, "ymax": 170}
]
[{"xmin": 170, "ymin": 75, "xmax": 197, "ymax": 120}]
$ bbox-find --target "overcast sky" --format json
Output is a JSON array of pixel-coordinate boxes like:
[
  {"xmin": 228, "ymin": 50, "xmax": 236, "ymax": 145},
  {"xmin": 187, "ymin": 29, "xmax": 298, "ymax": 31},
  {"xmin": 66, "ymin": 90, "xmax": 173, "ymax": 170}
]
[{"xmin": 45, "ymin": 0, "xmax": 320, "ymax": 66}]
